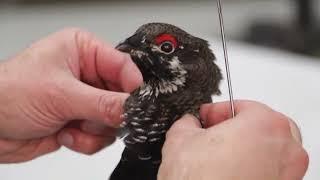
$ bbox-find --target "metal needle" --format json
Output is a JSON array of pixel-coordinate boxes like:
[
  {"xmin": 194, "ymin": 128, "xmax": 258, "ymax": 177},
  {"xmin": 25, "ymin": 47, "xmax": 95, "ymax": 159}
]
[{"xmin": 216, "ymin": 0, "xmax": 236, "ymax": 118}]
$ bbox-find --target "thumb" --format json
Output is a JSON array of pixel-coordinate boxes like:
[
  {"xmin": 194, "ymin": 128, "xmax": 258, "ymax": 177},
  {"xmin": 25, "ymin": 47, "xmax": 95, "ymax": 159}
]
[
  {"xmin": 176, "ymin": 114, "xmax": 202, "ymax": 129},
  {"xmin": 63, "ymin": 80, "xmax": 128, "ymax": 127},
  {"xmin": 163, "ymin": 114, "xmax": 202, "ymax": 157},
  {"xmin": 166, "ymin": 114, "xmax": 201, "ymax": 139}
]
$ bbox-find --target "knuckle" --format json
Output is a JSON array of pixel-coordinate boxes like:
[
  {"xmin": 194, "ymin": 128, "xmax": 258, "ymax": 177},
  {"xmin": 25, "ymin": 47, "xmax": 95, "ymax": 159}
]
[
  {"xmin": 78, "ymin": 139, "xmax": 101, "ymax": 155},
  {"xmin": 271, "ymin": 113, "xmax": 291, "ymax": 130},
  {"xmin": 82, "ymin": 148, "xmax": 97, "ymax": 155},
  {"xmin": 72, "ymin": 28, "xmax": 95, "ymax": 46},
  {"xmin": 288, "ymin": 145, "xmax": 309, "ymax": 177},
  {"xmin": 261, "ymin": 111, "xmax": 291, "ymax": 136},
  {"xmin": 44, "ymin": 83, "xmax": 71, "ymax": 119},
  {"xmin": 97, "ymin": 94, "xmax": 124, "ymax": 125},
  {"xmin": 299, "ymin": 148, "xmax": 309, "ymax": 170},
  {"xmin": 56, "ymin": 27, "xmax": 87, "ymax": 46},
  {"xmin": 69, "ymin": 28, "xmax": 96, "ymax": 58}
]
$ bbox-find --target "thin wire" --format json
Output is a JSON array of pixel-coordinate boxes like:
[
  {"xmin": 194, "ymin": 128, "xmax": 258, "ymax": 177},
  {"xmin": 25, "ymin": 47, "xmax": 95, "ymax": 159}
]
[{"xmin": 216, "ymin": 0, "xmax": 236, "ymax": 118}]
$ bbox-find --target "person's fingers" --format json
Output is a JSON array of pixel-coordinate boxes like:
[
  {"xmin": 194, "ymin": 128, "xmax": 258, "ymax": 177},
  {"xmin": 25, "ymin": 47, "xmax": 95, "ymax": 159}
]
[
  {"xmin": 200, "ymin": 103, "xmax": 232, "ymax": 127},
  {"xmin": 80, "ymin": 121, "xmax": 117, "ymax": 137},
  {"xmin": 63, "ymin": 80, "xmax": 128, "ymax": 127},
  {"xmin": 164, "ymin": 115, "xmax": 202, "ymax": 155},
  {"xmin": 24, "ymin": 135, "xmax": 61, "ymax": 160},
  {"xmin": 200, "ymin": 100, "xmax": 269, "ymax": 127},
  {"xmin": 74, "ymin": 30, "xmax": 143, "ymax": 92},
  {"xmin": 20, "ymin": 29, "xmax": 141, "ymax": 127},
  {"xmin": 0, "ymin": 136, "xmax": 60, "ymax": 163},
  {"xmin": 203, "ymin": 101, "xmax": 302, "ymax": 147},
  {"xmin": 175, "ymin": 114, "xmax": 202, "ymax": 129},
  {"xmin": 30, "ymin": 28, "xmax": 142, "ymax": 92},
  {"xmin": 280, "ymin": 142, "xmax": 309, "ymax": 180},
  {"xmin": 165, "ymin": 114, "xmax": 202, "ymax": 142},
  {"xmin": 288, "ymin": 119, "xmax": 303, "ymax": 144},
  {"xmin": 57, "ymin": 128, "xmax": 115, "ymax": 155}
]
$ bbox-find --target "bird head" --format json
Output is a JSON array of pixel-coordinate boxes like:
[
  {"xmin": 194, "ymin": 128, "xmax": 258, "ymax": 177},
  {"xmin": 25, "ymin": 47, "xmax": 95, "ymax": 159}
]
[{"xmin": 116, "ymin": 23, "xmax": 219, "ymax": 95}]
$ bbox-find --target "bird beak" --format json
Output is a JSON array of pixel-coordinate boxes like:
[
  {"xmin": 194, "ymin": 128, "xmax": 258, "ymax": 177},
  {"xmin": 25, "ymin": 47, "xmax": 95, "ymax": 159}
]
[
  {"xmin": 116, "ymin": 42, "xmax": 133, "ymax": 53},
  {"xmin": 116, "ymin": 34, "xmax": 142, "ymax": 53}
]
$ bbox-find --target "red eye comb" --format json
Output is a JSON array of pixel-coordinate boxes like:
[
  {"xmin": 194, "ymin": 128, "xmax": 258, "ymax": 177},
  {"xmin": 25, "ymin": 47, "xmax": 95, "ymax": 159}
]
[{"xmin": 155, "ymin": 34, "xmax": 177, "ymax": 48}]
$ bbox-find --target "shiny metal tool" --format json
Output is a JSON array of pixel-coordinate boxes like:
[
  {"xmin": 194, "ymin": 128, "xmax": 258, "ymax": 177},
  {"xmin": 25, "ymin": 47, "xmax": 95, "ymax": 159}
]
[{"xmin": 216, "ymin": 0, "xmax": 236, "ymax": 117}]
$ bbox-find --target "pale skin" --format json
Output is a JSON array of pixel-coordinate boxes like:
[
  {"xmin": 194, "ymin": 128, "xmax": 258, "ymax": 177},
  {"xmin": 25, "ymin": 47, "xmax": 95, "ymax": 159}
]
[
  {"xmin": 0, "ymin": 29, "xmax": 308, "ymax": 180},
  {"xmin": 159, "ymin": 101, "xmax": 309, "ymax": 180},
  {"xmin": 0, "ymin": 28, "xmax": 143, "ymax": 162}
]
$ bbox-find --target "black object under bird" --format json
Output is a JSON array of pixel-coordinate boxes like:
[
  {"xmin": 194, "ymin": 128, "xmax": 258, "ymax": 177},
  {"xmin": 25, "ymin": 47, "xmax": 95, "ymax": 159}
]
[{"xmin": 110, "ymin": 23, "xmax": 222, "ymax": 180}]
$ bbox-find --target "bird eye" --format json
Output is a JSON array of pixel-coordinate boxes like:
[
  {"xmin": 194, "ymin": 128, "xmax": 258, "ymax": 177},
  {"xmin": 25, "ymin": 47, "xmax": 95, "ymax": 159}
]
[{"xmin": 159, "ymin": 41, "xmax": 175, "ymax": 54}]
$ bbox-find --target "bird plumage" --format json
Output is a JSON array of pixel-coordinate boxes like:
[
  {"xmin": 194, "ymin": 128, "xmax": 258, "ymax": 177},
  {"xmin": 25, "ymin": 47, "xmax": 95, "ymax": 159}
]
[{"xmin": 109, "ymin": 23, "xmax": 222, "ymax": 180}]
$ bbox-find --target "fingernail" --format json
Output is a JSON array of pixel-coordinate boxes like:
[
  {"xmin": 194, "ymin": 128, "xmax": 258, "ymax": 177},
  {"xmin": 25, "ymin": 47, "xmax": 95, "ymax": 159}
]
[
  {"xmin": 289, "ymin": 122, "xmax": 303, "ymax": 144},
  {"xmin": 59, "ymin": 133, "xmax": 74, "ymax": 147}
]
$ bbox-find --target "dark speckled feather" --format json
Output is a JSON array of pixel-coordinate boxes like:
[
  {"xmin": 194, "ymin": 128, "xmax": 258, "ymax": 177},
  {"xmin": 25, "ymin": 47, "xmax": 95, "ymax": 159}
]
[{"xmin": 109, "ymin": 23, "xmax": 222, "ymax": 180}]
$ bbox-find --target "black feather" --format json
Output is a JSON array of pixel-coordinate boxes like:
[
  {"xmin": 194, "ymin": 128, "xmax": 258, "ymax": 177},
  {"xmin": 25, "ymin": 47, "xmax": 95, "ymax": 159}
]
[{"xmin": 109, "ymin": 23, "xmax": 222, "ymax": 180}]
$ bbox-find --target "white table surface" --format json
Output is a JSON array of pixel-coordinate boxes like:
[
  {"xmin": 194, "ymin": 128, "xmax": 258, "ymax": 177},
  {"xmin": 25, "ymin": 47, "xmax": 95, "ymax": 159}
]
[{"xmin": 0, "ymin": 39, "xmax": 319, "ymax": 180}]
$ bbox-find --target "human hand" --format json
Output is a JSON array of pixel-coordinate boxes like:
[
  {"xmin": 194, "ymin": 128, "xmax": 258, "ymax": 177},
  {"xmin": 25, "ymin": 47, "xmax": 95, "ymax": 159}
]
[
  {"xmin": 0, "ymin": 29, "xmax": 142, "ymax": 163},
  {"xmin": 159, "ymin": 100, "xmax": 309, "ymax": 180}
]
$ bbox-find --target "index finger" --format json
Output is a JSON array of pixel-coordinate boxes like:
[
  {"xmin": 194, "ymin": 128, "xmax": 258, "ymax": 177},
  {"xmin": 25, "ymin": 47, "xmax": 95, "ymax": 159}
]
[
  {"xmin": 75, "ymin": 30, "xmax": 143, "ymax": 92},
  {"xmin": 200, "ymin": 100, "xmax": 268, "ymax": 127},
  {"xmin": 95, "ymin": 45, "xmax": 143, "ymax": 92}
]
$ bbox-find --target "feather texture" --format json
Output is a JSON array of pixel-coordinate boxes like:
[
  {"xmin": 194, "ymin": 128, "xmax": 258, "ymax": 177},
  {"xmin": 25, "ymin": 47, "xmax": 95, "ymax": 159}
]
[{"xmin": 110, "ymin": 23, "xmax": 222, "ymax": 180}]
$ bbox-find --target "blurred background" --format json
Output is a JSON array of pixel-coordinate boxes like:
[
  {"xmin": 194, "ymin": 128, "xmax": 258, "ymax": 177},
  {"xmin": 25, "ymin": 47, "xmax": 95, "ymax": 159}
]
[
  {"xmin": 0, "ymin": 0, "xmax": 319, "ymax": 180},
  {"xmin": 0, "ymin": 0, "xmax": 319, "ymax": 57}
]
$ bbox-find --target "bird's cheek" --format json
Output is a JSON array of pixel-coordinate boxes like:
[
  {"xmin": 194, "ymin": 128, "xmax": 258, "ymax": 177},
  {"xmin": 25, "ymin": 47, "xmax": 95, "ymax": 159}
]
[{"xmin": 128, "ymin": 54, "xmax": 145, "ymax": 69}]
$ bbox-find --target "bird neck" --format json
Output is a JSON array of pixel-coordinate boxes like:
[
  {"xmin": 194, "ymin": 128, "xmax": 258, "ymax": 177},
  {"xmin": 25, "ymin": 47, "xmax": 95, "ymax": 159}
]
[
  {"xmin": 138, "ymin": 74, "xmax": 186, "ymax": 100},
  {"xmin": 137, "ymin": 56, "xmax": 188, "ymax": 99}
]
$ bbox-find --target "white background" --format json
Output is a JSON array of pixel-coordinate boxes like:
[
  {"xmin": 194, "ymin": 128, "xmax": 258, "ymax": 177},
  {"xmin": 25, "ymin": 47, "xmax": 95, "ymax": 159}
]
[{"xmin": 0, "ymin": 1, "xmax": 319, "ymax": 179}]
